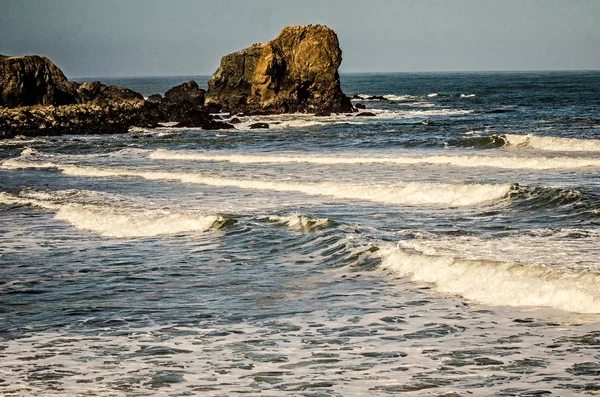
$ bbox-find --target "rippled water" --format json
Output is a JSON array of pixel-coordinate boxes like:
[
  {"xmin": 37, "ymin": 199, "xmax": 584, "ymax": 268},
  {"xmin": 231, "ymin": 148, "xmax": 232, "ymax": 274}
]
[{"xmin": 1, "ymin": 72, "xmax": 600, "ymax": 396}]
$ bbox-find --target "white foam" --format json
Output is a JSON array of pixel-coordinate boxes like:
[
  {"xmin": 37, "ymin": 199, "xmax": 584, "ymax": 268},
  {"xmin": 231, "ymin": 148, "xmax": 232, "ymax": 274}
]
[
  {"xmin": 383, "ymin": 94, "xmax": 416, "ymax": 101},
  {"xmin": 265, "ymin": 214, "xmax": 331, "ymax": 231},
  {"xmin": 400, "ymin": 229, "xmax": 600, "ymax": 271},
  {"xmin": 460, "ymin": 94, "xmax": 476, "ymax": 98},
  {"xmin": 227, "ymin": 108, "xmax": 473, "ymax": 131},
  {"xmin": 380, "ymin": 245, "xmax": 600, "ymax": 313},
  {"xmin": 505, "ymin": 134, "xmax": 600, "ymax": 152},
  {"xmin": 0, "ymin": 192, "xmax": 225, "ymax": 238},
  {"xmin": 148, "ymin": 150, "xmax": 600, "ymax": 170},
  {"xmin": 1, "ymin": 160, "xmax": 513, "ymax": 207},
  {"xmin": 427, "ymin": 93, "xmax": 439, "ymax": 97}
]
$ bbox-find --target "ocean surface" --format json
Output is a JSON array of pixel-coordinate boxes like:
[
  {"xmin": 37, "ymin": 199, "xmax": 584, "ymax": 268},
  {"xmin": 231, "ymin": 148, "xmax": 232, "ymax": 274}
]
[{"xmin": 1, "ymin": 72, "xmax": 600, "ymax": 396}]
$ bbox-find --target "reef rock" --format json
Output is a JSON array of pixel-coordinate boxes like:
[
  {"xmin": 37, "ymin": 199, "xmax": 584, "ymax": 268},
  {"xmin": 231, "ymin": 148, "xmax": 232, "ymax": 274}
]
[
  {"xmin": 0, "ymin": 54, "xmax": 238, "ymax": 138},
  {"xmin": 76, "ymin": 81, "xmax": 144, "ymax": 103},
  {"xmin": 0, "ymin": 55, "xmax": 79, "ymax": 107},
  {"xmin": 206, "ymin": 25, "xmax": 352, "ymax": 114},
  {"xmin": 164, "ymin": 80, "xmax": 205, "ymax": 106}
]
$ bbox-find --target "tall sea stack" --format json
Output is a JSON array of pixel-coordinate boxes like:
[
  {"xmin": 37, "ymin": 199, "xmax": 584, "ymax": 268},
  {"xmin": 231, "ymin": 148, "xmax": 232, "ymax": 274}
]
[{"xmin": 206, "ymin": 25, "xmax": 353, "ymax": 115}]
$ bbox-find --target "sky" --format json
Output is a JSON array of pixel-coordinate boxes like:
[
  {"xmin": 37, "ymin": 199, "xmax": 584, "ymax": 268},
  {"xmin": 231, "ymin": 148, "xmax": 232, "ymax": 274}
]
[{"xmin": 1, "ymin": 0, "xmax": 599, "ymax": 77}]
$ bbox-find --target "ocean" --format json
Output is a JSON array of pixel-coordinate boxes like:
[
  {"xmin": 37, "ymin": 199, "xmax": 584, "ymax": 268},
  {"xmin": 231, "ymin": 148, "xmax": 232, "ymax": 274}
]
[{"xmin": 1, "ymin": 72, "xmax": 600, "ymax": 396}]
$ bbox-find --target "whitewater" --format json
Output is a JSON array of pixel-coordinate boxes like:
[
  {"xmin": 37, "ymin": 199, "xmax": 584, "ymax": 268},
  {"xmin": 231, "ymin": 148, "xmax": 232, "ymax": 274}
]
[{"xmin": 2, "ymin": 71, "xmax": 600, "ymax": 396}]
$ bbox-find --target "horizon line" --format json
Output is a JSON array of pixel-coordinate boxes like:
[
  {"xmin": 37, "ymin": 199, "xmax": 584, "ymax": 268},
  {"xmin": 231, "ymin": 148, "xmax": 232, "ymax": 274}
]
[{"xmin": 71, "ymin": 68, "xmax": 600, "ymax": 80}]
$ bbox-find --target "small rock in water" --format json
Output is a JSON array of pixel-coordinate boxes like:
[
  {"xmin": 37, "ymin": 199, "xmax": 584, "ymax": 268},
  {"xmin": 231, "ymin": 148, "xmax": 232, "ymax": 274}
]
[
  {"xmin": 366, "ymin": 95, "xmax": 387, "ymax": 101},
  {"xmin": 147, "ymin": 94, "xmax": 162, "ymax": 103},
  {"xmin": 355, "ymin": 112, "xmax": 376, "ymax": 117},
  {"xmin": 229, "ymin": 117, "xmax": 241, "ymax": 124},
  {"xmin": 355, "ymin": 103, "xmax": 366, "ymax": 109},
  {"xmin": 249, "ymin": 122, "xmax": 269, "ymax": 129}
]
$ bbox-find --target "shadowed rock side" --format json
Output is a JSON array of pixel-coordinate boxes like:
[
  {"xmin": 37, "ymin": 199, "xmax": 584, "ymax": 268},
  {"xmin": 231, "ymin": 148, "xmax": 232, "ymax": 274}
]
[
  {"xmin": 0, "ymin": 55, "xmax": 79, "ymax": 107},
  {"xmin": 206, "ymin": 25, "xmax": 353, "ymax": 115}
]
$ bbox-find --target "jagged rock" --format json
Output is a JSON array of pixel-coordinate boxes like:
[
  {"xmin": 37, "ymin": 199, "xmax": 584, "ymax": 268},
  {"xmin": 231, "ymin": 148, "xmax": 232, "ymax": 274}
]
[
  {"xmin": 0, "ymin": 101, "xmax": 145, "ymax": 138},
  {"xmin": 206, "ymin": 25, "xmax": 352, "ymax": 115},
  {"xmin": 249, "ymin": 122, "xmax": 269, "ymax": 129},
  {"xmin": 351, "ymin": 94, "xmax": 363, "ymax": 100},
  {"xmin": 366, "ymin": 95, "xmax": 387, "ymax": 101},
  {"xmin": 164, "ymin": 80, "xmax": 205, "ymax": 106},
  {"xmin": 0, "ymin": 55, "xmax": 236, "ymax": 138},
  {"xmin": 147, "ymin": 94, "xmax": 162, "ymax": 103},
  {"xmin": 0, "ymin": 55, "xmax": 79, "ymax": 107},
  {"xmin": 355, "ymin": 112, "xmax": 376, "ymax": 117},
  {"xmin": 229, "ymin": 117, "xmax": 241, "ymax": 124},
  {"xmin": 76, "ymin": 81, "xmax": 143, "ymax": 103},
  {"xmin": 355, "ymin": 103, "xmax": 366, "ymax": 109}
]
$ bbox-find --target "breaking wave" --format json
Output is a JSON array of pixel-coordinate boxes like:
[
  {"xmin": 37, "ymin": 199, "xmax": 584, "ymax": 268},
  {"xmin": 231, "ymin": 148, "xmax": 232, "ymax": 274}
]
[
  {"xmin": 149, "ymin": 149, "xmax": 600, "ymax": 170},
  {"xmin": 505, "ymin": 134, "xmax": 600, "ymax": 152},
  {"xmin": 264, "ymin": 214, "xmax": 333, "ymax": 232},
  {"xmin": 1, "ymin": 160, "xmax": 513, "ymax": 207},
  {"xmin": 380, "ymin": 245, "xmax": 600, "ymax": 313},
  {"xmin": 0, "ymin": 191, "xmax": 230, "ymax": 238}
]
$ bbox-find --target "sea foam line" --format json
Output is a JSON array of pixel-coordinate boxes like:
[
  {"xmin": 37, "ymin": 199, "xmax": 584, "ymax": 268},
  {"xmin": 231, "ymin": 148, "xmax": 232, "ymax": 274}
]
[
  {"xmin": 148, "ymin": 150, "xmax": 600, "ymax": 170},
  {"xmin": 505, "ymin": 134, "xmax": 600, "ymax": 152},
  {"xmin": 0, "ymin": 191, "xmax": 227, "ymax": 238},
  {"xmin": 1, "ymin": 160, "xmax": 512, "ymax": 207},
  {"xmin": 380, "ymin": 245, "xmax": 600, "ymax": 314}
]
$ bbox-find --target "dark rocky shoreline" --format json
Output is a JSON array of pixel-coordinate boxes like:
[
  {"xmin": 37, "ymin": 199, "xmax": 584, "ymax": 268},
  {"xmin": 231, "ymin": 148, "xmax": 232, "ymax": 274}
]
[{"xmin": 0, "ymin": 24, "xmax": 359, "ymax": 140}]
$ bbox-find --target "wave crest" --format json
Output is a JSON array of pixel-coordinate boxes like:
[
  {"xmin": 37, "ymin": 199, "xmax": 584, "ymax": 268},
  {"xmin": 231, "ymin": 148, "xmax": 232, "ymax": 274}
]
[
  {"xmin": 380, "ymin": 245, "xmax": 600, "ymax": 313},
  {"xmin": 505, "ymin": 134, "xmax": 600, "ymax": 152},
  {"xmin": 0, "ymin": 161, "xmax": 513, "ymax": 207},
  {"xmin": 149, "ymin": 149, "xmax": 600, "ymax": 170},
  {"xmin": 265, "ymin": 214, "xmax": 333, "ymax": 232},
  {"xmin": 0, "ymin": 191, "xmax": 230, "ymax": 238}
]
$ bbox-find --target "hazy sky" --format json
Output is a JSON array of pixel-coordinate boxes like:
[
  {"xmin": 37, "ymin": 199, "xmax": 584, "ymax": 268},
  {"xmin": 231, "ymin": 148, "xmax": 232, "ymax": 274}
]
[{"xmin": 1, "ymin": 0, "xmax": 599, "ymax": 77}]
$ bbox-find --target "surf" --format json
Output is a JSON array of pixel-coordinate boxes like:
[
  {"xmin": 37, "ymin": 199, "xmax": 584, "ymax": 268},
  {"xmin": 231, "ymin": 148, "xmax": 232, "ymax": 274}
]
[
  {"xmin": 0, "ymin": 190, "xmax": 230, "ymax": 238},
  {"xmin": 1, "ymin": 159, "xmax": 513, "ymax": 207},
  {"xmin": 149, "ymin": 149, "xmax": 600, "ymax": 170},
  {"xmin": 505, "ymin": 134, "xmax": 600, "ymax": 152},
  {"xmin": 379, "ymin": 245, "xmax": 600, "ymax": 314}
]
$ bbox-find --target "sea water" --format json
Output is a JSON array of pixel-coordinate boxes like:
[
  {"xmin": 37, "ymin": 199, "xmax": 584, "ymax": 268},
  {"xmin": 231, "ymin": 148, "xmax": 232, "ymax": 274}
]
[{"xmin": 1, "ymin": 72, "xmax": 600, "ymax": 396}]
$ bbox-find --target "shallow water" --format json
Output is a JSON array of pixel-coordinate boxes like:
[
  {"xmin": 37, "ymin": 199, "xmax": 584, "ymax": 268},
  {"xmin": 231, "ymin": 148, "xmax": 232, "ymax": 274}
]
[{"xmin": 1, "ymin": 72, "xmax": 600, "ymax": 396}]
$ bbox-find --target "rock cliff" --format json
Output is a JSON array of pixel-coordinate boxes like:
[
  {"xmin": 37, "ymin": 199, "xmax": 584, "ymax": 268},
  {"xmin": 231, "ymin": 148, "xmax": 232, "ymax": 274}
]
[{"xmin": 206, "ymin": 25, "xmax": 352, "ymax": 114}]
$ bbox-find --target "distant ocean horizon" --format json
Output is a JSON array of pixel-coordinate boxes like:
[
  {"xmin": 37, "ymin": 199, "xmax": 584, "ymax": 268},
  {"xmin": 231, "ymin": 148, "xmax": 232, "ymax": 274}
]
[{"xmin": 74, "ymin": 69, "xmax": 600, "ymax": 97}]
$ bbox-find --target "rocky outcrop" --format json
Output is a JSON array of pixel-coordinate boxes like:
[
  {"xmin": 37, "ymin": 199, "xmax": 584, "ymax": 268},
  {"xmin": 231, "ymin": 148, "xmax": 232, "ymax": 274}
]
[
  {"xmin": 0, "ymin": 95, "xmax": 232, "ymax": 139},
  {"xmin": 163, "ymin": 80, "xmax": 205, "ymax": 106},
  {"xmin": 0, "ymin": 55, "xmax": 145, "ymax": 108},
  {"xmin": 206, "ymin": 25, "xmax": 352, "ymax": 114},
  {"xmin": 0, "ymin": 55, "xmax": 79, "ymax": 107},
  {"xmin": 0, "ymin": 53, "xmax": 233, "ymax": 138},
  {"xmin": 76, "ymin": 81, "xmax": 144, "ymax": 103},
  {"xmin": 0, "ymin": 101, "xmax": 146, "ymax": 138}
]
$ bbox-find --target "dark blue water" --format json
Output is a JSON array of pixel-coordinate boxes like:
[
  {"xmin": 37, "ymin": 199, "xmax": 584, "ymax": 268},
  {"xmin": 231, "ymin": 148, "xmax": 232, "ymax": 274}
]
[{"xmin": 2, "ymin": 72, "xmax": 600, "ymax": 396}]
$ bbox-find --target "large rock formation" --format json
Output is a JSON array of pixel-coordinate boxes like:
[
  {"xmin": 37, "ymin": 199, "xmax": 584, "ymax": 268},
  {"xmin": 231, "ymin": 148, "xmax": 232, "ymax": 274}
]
[
  {"xmin": 206, "ymin": 25, "xmax": 352, "ymax": 114},
  {"xmin": 0, "ymin": 55, "xmax": 79, "ymax": 107}
]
